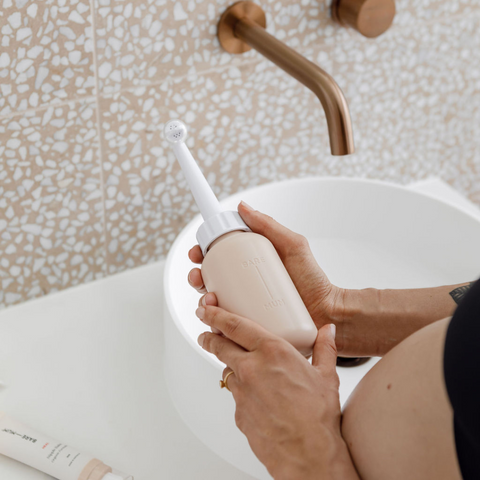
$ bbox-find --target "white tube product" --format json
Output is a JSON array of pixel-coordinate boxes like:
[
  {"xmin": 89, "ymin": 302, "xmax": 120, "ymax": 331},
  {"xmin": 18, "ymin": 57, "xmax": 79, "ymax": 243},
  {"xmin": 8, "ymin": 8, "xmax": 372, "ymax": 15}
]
[{"xmin": 0, "ymin": 413, "xmax": 132, "ymax": 480}]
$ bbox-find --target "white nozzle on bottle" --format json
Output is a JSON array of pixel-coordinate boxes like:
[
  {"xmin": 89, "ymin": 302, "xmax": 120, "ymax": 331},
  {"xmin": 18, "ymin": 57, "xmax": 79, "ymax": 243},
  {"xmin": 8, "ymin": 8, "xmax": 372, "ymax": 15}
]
[
  {"xmin": 164, "ymin": 120, "xmax": 222, "ymax": 221},
  {"xmin": 164, "ymin": 120, "xmax": 250, "ymax": 255}
]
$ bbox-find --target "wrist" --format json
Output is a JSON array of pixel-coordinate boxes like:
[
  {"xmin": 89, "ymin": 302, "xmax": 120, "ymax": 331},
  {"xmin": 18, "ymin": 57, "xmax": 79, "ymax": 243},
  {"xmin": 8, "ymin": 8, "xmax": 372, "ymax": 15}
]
[
  {"xmin": 328, "ymin": 438, "xmax": 361, "ymax": 480},
  {"xmin": 320, "ymin": 284, "xmax": 347, "ymax": 323},
  {"xmin": 330, "ymin": 287, "xmax": 380, "ymax": 356},
  {"xmin": 285, "ymin": 437, "xmax": 360, "ymax": 480}
]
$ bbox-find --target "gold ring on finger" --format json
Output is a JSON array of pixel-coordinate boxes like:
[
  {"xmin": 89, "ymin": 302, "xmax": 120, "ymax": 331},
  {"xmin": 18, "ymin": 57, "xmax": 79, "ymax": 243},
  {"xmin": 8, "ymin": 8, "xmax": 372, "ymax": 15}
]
[{"xmin": 219, "ymin": 371, "xmax": 235, "ymax": 392}]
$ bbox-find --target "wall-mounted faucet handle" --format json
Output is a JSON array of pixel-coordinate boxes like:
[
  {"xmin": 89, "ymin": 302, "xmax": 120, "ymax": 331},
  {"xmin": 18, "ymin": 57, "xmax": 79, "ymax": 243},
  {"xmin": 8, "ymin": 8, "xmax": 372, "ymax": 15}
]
[
  {"xmin": 218, "ymin": 1, "xmax": 354, "ymax": 156},
  {"xmin": 217, "ymin": 1, "xmax": 266, "ymax": 54},
  {"xmin": 332, "ymin": 0, "xmax": 396, "ymax": 38}
]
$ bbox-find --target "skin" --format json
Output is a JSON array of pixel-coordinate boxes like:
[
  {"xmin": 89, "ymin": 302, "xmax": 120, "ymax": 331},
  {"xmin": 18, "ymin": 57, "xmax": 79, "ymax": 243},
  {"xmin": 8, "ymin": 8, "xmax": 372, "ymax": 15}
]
[
  {"xmin": 188, "ymin": 201, "xmax": 470, "ymax": 478},
  {"xmin": 195, "ymin": 307, "xmax": 359, "ymax": 480},
  {"xmin": 342, "ymin": 317, "xmax": 462, "ymax": 480}
]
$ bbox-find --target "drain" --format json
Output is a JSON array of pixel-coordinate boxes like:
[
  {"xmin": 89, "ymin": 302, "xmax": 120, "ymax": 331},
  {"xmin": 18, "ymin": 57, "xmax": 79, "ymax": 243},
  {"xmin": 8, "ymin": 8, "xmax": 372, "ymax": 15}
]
[{"xmin": 336, "ymin": 356, "xmax": 371, "ymax": 367}]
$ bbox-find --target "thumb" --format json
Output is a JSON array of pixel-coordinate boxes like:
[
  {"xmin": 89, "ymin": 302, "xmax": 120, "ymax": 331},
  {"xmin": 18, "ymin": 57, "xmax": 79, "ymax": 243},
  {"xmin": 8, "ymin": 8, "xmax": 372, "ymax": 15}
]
[
  {"xmin": 237, "ymin": 201, "xmax": 308, "ymax": 258},
  {"xmin": 312, "ymin": 324, "xmax": 338, "ymax": 372}
]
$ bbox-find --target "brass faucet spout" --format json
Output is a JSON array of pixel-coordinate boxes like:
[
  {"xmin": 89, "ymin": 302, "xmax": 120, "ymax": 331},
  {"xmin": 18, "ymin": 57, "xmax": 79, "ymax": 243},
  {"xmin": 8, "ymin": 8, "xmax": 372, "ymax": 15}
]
[{"xmin": 218, "ymin": 2, "xmax": 355, "ymax": 156}]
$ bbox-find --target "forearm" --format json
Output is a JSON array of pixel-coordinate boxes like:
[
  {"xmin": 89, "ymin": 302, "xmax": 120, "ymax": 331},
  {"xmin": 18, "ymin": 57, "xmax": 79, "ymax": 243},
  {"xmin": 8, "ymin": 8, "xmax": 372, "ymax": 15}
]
[{"xmin": 336, "ymin": 282, "xmax": 473, "ymax": 357}]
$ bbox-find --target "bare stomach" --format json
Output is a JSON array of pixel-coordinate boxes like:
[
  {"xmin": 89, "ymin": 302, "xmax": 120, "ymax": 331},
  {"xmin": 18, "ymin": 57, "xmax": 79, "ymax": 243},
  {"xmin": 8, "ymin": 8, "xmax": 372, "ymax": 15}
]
[{"xmin": 342, "ymin": 318, "xmax": 462, "ymax": 480}]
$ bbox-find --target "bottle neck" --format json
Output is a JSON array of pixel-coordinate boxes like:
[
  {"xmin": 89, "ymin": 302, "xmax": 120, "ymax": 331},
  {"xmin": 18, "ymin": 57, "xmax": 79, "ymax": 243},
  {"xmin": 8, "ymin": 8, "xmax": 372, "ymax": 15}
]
[
  {"xmin": 207, "ymin": 230, "xmax": 245, "ymax": 252},
  {"xmin": 196, "ymin": 210, "xmax": 251, "ymax": 256}
]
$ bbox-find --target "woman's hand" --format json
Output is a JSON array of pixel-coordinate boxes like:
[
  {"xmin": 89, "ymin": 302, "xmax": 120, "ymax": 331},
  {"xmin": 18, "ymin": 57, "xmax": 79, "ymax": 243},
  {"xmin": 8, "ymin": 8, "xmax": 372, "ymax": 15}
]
[
  {"xmin": 188, "ymin": 201, "xmax": 344, "ymax": 337},
  {"xmin": 188, "ymin": 201, "xmax": 464, "ymax": 357},
  {"xmin": 195, "ymin": 305, "xmax": 359, "ymax": 480}
]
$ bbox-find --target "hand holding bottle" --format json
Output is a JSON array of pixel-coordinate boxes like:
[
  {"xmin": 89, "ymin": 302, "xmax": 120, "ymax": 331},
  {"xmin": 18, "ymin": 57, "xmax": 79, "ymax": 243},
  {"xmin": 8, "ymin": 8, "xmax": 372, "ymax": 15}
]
[
  {"xmin": 194, "ymin": 307, "xmax": 360, "ymax": 480},
  {"xmin": 172, "ymin": 120, "xmax": 461, "ymax": 358},
  {"xmin": 188, "ymin": 201, "xmax": 343, "ymax": 332},
  {"xmin": 189, "ymin": 201, "xmax": 466, "ymax": 357}
]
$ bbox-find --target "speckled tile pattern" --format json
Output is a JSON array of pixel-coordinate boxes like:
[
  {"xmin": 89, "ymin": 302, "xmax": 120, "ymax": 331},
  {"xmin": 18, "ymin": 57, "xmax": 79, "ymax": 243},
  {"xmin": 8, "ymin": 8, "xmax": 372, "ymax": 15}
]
[
  {"xmin": 93, "ymin": 0, "xmax": 354, "ymax": 95},
  {"xmin": 0, "ymin": 0, "xmax": 480, "ymax": 307},
  {"xmin": 98, "ymin": 84, "xmax": 175, "ymax": 272},
  {"xmin": 327, "ymin": 15, "xmax": 480, "ymax": 201},
  {"xmin": 0, "ymin": 0, "xmax": 95, "ymax": 117},
  {"xmin": 394, "ymin": 0, "xmax": 480, "ymax": 27},
  {"xmin": 0, "ymin": 99, "xmax": 105, "ymax": 306},
  {"xmin": 99, "ymin": 65, "xmax": 331, "ymax": 272},
  {"xmin": 100, "ymin": 13, "xmax": 480, "ymax": 271}
]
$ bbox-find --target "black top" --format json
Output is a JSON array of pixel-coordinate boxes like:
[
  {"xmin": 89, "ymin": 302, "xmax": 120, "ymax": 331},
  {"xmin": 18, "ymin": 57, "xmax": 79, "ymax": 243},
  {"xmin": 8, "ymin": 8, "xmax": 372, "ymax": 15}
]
[{"xmin": 444, "ymin": 279, "xmax": 480, "ymax": 480}]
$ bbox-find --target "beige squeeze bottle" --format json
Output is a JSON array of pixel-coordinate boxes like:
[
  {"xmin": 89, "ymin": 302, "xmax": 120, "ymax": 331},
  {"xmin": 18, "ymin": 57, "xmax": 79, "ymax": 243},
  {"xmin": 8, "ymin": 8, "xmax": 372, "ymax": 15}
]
[{"xmin": 164, "ymin": 120, "xmax": 317, "ymax": 356}]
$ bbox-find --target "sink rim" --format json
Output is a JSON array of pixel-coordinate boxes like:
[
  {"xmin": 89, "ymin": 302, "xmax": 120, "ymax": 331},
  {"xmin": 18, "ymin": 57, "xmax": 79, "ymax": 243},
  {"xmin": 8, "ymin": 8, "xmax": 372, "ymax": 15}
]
[{"xmin": 164, "ymin": 175, "xmax": 480, "ymax": 370}]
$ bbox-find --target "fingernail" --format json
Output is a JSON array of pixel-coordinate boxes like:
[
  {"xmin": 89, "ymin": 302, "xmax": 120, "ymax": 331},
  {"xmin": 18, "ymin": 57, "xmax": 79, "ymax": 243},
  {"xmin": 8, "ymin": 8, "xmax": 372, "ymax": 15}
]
[
  {"xmin": 329, "ymin": 324, "xmax": 336, "ymax": 340},
  {"xmin": 206, "ymin": 293, "xmax": 217, "ymax": 305},
  {"xmin": 202, "ymin": 293, "xmax": 213, "ymax": 306},
  {"xmin": 196, "ymin": 307, "xmax": 205, "ymax": 320},
  {"xmin": 240, "ymin": 200, "xmax": 254, "ymax": 211},
  {"xmin": 187, "ymin": 271, "xmax": 192, "ymax": 285},
  {"xmin": 198, "ymin": 333, "xmax": 205, "ymax": 347}
]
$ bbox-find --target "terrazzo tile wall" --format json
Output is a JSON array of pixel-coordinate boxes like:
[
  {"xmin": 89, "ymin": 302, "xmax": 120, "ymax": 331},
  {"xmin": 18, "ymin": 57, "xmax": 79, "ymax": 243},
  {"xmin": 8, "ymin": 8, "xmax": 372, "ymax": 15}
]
[{"xmin": 1, "ymin": 0, "xmax": 480, "ymax": 308}]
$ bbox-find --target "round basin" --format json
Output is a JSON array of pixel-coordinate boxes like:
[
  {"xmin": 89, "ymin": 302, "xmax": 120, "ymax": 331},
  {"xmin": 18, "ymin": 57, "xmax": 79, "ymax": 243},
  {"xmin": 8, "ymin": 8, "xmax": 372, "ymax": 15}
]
[{"xmin": 163, "ymin": 177, "xmax": 480, "ymax": 480}]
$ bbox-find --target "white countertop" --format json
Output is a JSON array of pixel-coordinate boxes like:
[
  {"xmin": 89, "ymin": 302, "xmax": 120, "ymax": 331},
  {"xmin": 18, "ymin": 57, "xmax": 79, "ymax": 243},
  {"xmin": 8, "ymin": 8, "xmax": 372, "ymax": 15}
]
[
  {"xmin": 0, "ymin": 261, "xmax": 254, "ymax": 480},
  {"xmin": 0, "ymin": 178, "xmax": 478, "ymax": 480}
]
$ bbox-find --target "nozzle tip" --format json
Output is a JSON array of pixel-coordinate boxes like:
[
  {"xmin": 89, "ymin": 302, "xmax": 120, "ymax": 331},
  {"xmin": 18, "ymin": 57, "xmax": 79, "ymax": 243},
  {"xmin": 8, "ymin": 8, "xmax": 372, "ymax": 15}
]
[{"xmin": 164, "ymin": 119, "xmax": 187, "ymax": 144}]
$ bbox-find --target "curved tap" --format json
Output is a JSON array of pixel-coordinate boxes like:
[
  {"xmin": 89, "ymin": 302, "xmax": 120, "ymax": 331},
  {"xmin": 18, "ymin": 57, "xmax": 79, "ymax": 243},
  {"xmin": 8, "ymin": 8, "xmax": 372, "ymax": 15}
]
[{"xmin": 218, "ymin": 2, "xmax": 355, "ymax": 156}]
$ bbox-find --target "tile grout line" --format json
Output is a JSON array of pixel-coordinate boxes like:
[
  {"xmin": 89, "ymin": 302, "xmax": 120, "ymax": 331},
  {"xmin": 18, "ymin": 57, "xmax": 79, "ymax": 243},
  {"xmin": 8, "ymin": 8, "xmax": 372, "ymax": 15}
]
[
  {"xmin": 100, "ymin": 57, "xmax": 264, "ymax": 99},
  {"xmin": 88, "ymin": 0, "xmax": 110, "ymax": 278},
  {"xmin": 0, "ymin": 95, "xmax": 98, "ymax": 121},
  {"xmin": 0, "ymin": 56, "xmax": 262, "ymax": 120}
]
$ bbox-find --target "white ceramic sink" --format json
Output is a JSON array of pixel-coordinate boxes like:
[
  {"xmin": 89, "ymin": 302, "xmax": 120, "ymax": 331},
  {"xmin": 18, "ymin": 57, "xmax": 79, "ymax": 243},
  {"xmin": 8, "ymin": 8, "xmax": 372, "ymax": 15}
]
[{"xmin": 163, "ymin": 177, "xmax": 480, "ymax": 480}]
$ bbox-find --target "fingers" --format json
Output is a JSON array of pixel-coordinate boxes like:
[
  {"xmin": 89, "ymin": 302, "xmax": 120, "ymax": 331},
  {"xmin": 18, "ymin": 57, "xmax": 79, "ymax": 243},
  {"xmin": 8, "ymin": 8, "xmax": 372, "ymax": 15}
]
[
  {"xmin": 197, "ymin": 292, "xmax": 218, "ymax": 307},
  {"xmin": 188, "ymin": 245, "xmax": 203, "ymax": 264},
  {"xmin": 196, "ymin": 305, "xmax": 274, "ymax": 352},
  {"xmin": 197, "ymin": 331, "xmax": 246, "ymax": 372},
  {"xmin": 187, "ymin": 267, "xmax": 207, "ymax": 294},
  {"xmin": 187, "ymin": 245, "xmax": 205, "ymax": 292},
  {"xmin": 237, "ymin": 201, "xmax": 309, "ymax": 258},
  {"xmin": 311, "ymin": 323, "xmax": 338, "ymax": 375},
  {"xmin": 197, "ymin": 293, "xmax": 221, "ymax": 334}
]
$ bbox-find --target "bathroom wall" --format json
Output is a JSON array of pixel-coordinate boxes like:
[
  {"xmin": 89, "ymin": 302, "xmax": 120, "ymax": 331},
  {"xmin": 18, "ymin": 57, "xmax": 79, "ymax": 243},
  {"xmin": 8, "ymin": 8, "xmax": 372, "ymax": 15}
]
[{"xmin": 0, "ymin": 0, "xmax": 479, "ymax": 308}]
